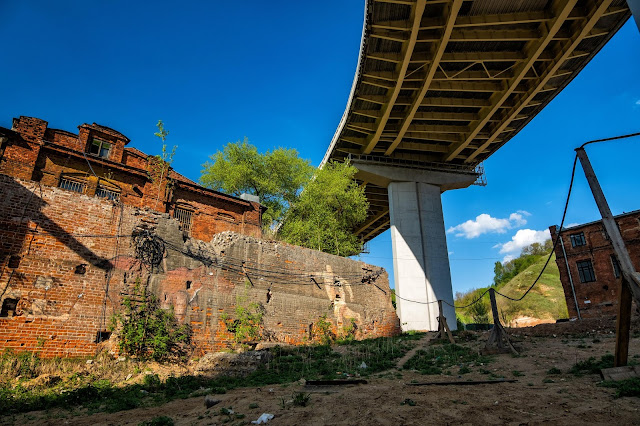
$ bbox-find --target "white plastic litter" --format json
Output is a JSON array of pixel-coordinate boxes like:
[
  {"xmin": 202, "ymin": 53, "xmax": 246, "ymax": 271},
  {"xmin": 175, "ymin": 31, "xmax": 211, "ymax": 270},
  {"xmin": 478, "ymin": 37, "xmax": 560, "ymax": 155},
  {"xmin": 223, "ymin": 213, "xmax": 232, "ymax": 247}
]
[
  {"xmin": 251, "ymin": 413, "xmax": 275, "ymax": 424},
  {"xmin": 359, "ymin": 362, "xmax": 368, "ymax": 369}
]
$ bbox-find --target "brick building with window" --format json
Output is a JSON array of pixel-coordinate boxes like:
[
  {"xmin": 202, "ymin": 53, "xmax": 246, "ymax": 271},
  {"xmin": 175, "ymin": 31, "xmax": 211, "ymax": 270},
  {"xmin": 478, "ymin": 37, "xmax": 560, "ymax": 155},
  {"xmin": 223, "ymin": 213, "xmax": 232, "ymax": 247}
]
[
  {"xmin": 549, "ymin": 210, "xmax": 640, "ymax": 319},
  {"xmin": 0, "ymin": 116, "xmax": 264, "ymax": 239}
]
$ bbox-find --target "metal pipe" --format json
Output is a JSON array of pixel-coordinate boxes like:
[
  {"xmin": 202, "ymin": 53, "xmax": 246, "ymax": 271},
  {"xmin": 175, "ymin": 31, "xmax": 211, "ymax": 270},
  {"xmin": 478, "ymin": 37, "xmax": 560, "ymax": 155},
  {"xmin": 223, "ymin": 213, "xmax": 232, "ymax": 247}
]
[{"xmin": 559, "ymin": 234, "xmax": 581, "ymax": 320}]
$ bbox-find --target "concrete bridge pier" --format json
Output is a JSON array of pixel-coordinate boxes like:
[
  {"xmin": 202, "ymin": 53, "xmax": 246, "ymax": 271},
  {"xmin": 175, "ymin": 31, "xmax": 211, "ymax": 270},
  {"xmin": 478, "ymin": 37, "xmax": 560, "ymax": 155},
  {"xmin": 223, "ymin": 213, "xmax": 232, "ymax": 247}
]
[{"xmin": 354, "ymin": 162, "xmax": 478, "ymax": 332}]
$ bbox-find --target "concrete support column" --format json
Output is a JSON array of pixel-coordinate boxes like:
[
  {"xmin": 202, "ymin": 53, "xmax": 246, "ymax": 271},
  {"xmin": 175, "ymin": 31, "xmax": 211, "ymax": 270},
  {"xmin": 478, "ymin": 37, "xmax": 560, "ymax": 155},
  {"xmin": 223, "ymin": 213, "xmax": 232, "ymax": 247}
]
[{"xmin": 388, "ymin": 181, "xmax": 456, "ymax": 332}]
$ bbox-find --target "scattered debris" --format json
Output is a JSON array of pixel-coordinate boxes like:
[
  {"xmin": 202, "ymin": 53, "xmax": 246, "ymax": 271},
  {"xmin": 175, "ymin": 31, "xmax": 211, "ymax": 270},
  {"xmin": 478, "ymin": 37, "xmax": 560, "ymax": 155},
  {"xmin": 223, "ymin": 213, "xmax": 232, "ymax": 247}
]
[
  {"xmin": 251, "ymin": 413, "xmax": 274, "ymax": 424},
  {"xmin": 204, "ymin": 395, "xmax": 221, "ymax": 408},
  {"xmin": 601, "ymin": 366, "xmax": 640, "ymax": 381}
]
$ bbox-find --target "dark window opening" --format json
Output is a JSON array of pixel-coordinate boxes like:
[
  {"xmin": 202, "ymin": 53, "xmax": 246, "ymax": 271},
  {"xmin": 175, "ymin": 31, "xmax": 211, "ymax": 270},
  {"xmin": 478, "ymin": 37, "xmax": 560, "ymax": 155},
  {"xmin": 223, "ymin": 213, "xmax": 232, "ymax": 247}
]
[
  {"xmin": 335, "ymin": 294, "xmax": 341, "ymax": 299},
  {"xmin": 164, "ymin": 294, "xmax": 167, "ymax": 301},
  {"xmin": 75, "ymin": 264, "xmax": 87, "ymax": 275},
  {"xmin": 0, "ymin": 298, "xmax": 19, "ymax": 317},
  {"xmin": 174, "ymin": 207, "xmax": 193, "ymax": 235},
  {"xmin": 8, "ymin": 255, "xmax": 21, "ymax": 269},
  {"xmin": 577, "ymin": 259, "xmax": 596, "ymax": 283},
  {"xmin": 186, "ymin": 281, "xmax": 192, "ymax": 290},
  {"xmin": 611, "ymin": 255, "xmax": 621, "ymax": 279},
  {"xmin": 603, "ymin": 285, "xmax": 609, "ymax": 291},
  {"xmin": 89, "ymin": 138, "xmax": 112, "ymax": 159},
  {"xmin": 570, "ymin": 232, "xmax": 586, "ymax": 247},
  {"xmin": 95, "ymin": 330, "xmax": 111, "ymax": 343}
]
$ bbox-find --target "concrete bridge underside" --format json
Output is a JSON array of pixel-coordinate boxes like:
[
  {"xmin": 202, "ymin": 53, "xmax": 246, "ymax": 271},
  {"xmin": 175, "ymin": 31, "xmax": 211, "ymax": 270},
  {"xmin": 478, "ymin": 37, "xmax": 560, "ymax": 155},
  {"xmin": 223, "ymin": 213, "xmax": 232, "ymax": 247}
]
[{"xmin": 323, "ymin": 0, "xmax": 631, "ymax": 331}]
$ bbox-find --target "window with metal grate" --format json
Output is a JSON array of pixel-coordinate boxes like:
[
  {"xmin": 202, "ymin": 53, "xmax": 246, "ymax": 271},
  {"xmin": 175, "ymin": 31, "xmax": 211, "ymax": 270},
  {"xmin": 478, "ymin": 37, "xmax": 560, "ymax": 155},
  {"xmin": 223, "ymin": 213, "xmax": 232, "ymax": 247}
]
[
  {"xmin": 174, "ymin": 207, "xmax": 193, "ymax": 234},
  {"xmin": 59, "ymin": 177, "xmax": 86, "ymax": 193},
  {"xmin": 96, "ymin": 186, "xmax": 120, "ymax": 202}
]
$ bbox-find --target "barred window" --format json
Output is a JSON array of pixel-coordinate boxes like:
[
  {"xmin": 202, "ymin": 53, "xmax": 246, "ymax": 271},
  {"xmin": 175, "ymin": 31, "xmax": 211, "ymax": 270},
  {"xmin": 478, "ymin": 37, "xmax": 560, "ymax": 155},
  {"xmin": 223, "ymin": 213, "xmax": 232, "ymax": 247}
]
[
  {"xmin": 577, "ymin": 260, "xmax": 596, "ymax": 283},
  {"xmin": 59, "ymin": 177, "xmax": 86, "ymax": 193},
  {"xmin": 570, "ymin": 232, "xmax": 586, "ymax": 247},
  {"xmin": 174, "ymin": 207, "xmax": 193, "ymax": 234},
  {"xmin": 96, "ymin": 186, "xmax": 120, "ymax": 202}
]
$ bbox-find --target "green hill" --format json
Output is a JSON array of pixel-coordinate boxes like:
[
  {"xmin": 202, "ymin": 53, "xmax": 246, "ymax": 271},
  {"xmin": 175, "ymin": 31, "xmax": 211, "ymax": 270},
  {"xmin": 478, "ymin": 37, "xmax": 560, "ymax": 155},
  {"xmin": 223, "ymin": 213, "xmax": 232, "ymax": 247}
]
[{"xmin": 456, "ymin": 253, "xmax": 569, "ymax": 326}]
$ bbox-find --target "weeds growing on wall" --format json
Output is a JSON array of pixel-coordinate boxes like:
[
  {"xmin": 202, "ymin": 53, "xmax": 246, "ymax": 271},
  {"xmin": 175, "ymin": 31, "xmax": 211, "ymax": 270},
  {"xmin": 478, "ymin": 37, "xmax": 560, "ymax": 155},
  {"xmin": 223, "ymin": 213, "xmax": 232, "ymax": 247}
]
[
  {"xmin": 312, "ymin": 314, "xmax": 335, "ymax": 345},
  {"xmin": 221, "ymin": 301, "xmax": 265, "ymax": 347},
  {"xmin": 110, "ymin": 278, "xmax": 190, "ymax": 361}
]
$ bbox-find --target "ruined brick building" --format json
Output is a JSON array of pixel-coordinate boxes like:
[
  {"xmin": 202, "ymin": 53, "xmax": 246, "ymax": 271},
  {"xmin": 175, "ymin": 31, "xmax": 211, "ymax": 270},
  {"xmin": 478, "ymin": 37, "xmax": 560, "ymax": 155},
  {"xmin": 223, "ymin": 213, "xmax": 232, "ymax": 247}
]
[
  {"xmin": 0, "ymin": 116, "xmax": 264, "ymax": 240},
  {"xmin": 0, "ymin": 116, "xmax": 399, "ymax": 357},
  {"xmin": 549, "ymin": 210, "xmax": 640, "ymax": 319}
]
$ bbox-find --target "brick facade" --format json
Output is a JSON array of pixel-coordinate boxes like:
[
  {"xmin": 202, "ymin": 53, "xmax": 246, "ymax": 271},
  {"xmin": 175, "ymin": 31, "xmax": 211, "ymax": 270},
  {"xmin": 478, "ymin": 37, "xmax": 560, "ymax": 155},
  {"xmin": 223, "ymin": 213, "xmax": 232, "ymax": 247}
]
[
  {"xmin": 0, "ymin": 116, "xmax": 263, "ymax": 241},
  {"xmin": 549, "ymin": 210, "xmax": 640, "ymax": 319},
  {"xmin": 0, "ymin": 117, "xmax": 400, "ymax": 358}
]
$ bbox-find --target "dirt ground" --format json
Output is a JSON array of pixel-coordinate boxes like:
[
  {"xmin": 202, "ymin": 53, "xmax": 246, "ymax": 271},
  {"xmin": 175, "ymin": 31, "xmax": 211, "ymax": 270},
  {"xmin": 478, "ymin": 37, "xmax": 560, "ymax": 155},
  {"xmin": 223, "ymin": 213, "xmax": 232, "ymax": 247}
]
[{"xmin": 8, "ymin": 318, "xmax": 640, "ymax": 425}]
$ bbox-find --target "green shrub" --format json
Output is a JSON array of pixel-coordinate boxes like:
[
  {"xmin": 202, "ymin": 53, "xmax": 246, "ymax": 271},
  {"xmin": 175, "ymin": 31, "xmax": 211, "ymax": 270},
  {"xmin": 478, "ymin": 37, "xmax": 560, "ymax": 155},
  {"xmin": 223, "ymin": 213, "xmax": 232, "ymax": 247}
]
[
  {"xmin": 570, "ymin": 354, "xmax": 614, "ymax": 376},
  {"xmin": 313, "ymin": 314, "xmax": 335, "ymax": 345},
  {"xmin": 222, "ymin": 301, "xmax": 265, "ymax": 345},
  {"xmin": 111, "ymin": 278, "xmax": 191, "ymax": 361},
  {"xmin": 601, "ymin": 378, "xmax": 640, "ymax": 398}
]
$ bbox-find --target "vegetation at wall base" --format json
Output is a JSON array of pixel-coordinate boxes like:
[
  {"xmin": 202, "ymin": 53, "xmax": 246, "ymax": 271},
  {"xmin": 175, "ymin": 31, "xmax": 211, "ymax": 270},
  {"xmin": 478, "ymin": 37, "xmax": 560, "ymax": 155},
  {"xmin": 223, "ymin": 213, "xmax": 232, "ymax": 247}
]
[
  {"xmin": 0, "ymin": 333, "xmax": 424, "ymax": 415},
  {"xmin": 110, "ymin": 279, "xmax": 191, "ymax": 362}
]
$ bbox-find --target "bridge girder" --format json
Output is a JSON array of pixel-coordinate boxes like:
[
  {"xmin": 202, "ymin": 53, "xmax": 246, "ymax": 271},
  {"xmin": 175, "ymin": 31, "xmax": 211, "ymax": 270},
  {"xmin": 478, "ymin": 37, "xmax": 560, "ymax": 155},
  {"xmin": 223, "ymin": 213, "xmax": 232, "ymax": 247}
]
[{"xmin": 323, "ymin": 0, "xmax": 631, "ymax": 242}]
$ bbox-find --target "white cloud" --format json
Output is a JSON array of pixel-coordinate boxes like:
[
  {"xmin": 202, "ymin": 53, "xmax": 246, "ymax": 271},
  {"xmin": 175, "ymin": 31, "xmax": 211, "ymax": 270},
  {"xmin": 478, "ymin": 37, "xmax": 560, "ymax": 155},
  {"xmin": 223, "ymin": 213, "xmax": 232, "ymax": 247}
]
[
  {"xmin": 502, "ymin": 254, "xmax": 516, "ymax": 263},
  {"xmin": 497, "ymin": 228, "xmax": 551, "ymax": 255},
  {"xmin": 447, "ymin": 211, "xmax": 529, "ymax": 239},
  {"xmin": 636, "ymin": 99, "xmax": 640, "ymax": 106},
  {"xmin": 448, "ymin": 251, "xmax": 454, "ymax": 255}
]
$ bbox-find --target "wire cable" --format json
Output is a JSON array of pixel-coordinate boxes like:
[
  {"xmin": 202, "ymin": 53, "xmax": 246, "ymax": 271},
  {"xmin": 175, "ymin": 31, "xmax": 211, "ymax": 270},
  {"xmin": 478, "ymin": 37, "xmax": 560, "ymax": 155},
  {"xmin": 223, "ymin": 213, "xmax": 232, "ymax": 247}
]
[{"xmin": 495, "ymin": 130, "xmax": 640, "ymax": 302}]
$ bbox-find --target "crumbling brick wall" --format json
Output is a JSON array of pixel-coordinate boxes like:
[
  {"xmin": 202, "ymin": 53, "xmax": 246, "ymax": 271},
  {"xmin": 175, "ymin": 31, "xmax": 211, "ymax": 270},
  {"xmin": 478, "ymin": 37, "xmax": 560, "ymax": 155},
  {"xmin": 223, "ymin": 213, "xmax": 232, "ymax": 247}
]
[
  {"xmin": 0, "ymin": 174, "xmax": 399, "ymax": 358},
  {"xmin": 0, "ymin": 116, "xmax": 263, "ymax": 242}
]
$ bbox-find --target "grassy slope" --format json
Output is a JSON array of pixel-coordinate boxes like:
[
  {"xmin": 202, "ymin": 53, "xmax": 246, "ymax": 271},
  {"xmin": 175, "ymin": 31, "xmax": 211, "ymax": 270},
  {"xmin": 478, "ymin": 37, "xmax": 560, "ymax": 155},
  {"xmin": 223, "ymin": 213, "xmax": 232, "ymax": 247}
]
[{"xmin": 456, "ymin": 254, "xmax": 569, "ymax": 324}]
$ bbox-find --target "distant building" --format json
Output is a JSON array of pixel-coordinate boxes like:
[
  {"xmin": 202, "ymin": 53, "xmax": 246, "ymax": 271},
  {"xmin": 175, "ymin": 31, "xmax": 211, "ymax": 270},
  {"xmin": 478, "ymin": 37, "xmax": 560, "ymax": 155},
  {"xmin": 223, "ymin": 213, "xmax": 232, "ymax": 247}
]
[
  {"xmin": 549, "ymin": 210, "xmax": 640, "ymax": 319},
  {"xmin": 0, "ymin": 116, "xmax": 264, "ymax": 240}
]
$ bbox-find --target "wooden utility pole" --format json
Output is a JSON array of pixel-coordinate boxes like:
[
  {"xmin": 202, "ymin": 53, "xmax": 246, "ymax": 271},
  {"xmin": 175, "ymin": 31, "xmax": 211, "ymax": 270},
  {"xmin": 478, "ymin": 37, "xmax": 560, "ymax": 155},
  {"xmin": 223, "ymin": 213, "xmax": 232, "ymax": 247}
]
[
  {"xmin": 435, "ymin": 300, "xmax": 455, "ymax": 344},
  {"xmin": 484, "ymin": 288, "xmax": 518, "ymax": 355},
  {"xmin": 576, "ymin": 147, "xmax": 640, "ymax": 367}
]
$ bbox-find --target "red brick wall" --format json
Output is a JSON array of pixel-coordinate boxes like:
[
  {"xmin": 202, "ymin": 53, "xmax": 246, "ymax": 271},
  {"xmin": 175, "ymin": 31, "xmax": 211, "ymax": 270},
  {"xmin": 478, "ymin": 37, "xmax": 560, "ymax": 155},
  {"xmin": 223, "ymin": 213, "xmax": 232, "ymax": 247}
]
[
  {"xmin": 171, "ymin": 187, "xmax": 262, "ymax": 241},
  {"xmin": 0, "ymin": 174, "xmax": 399, "ymax": 358},
  {"xmin": 0, "ymin": 116, "xmax": 262, "ymax": 238},
  {"xmin": 550, "ymin": 212, "xmax": 640, "ymax": 318}
]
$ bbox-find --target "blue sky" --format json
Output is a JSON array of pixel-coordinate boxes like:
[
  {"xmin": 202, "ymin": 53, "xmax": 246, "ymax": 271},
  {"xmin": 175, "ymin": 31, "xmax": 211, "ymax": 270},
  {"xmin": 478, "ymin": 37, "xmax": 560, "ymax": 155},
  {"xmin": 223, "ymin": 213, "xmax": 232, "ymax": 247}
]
[{"xmin": 2, "ymin": 2, "xmax": 639, "ymax": 296}]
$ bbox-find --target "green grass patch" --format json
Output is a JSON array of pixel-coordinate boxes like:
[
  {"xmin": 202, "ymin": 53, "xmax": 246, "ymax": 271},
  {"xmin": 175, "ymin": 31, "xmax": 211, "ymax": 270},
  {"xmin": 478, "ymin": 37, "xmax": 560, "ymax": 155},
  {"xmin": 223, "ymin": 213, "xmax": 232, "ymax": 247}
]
[
  {"xmin": 0, "ymin": 334, "xmax": 420, "ymax": 415},
  {"xmin": 402, "ymin": 343, "xmax": 492, "ymax": 375},
  {"xmin": 570, "ymin": 354, "xmax": 614, "ymax": 376},
  {"xmin": 600, "ymin": 378, "xmax": 640, "ymax": 398}
]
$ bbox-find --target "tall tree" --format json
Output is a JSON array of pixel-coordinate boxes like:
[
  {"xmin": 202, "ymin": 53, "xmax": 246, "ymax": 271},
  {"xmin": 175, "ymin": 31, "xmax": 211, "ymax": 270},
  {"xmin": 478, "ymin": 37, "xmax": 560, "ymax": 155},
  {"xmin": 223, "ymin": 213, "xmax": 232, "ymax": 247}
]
[
  {"xmin": 200, "ymin": 139, "xmax": 313, "ymax": 230},
  {"xmin": 279, "ymin": 161, "xmax": 368, "ymax": 257}
]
